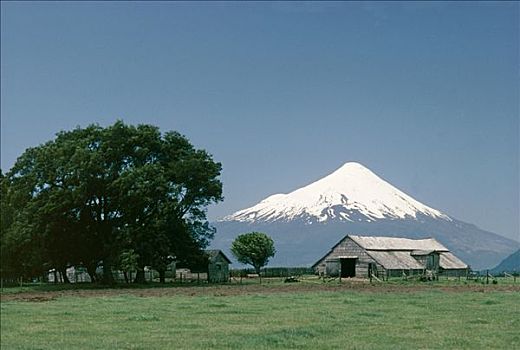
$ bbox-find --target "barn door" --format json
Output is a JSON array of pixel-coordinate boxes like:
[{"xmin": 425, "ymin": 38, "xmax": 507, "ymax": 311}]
[{"xmin": 340, "ymin": 258, "xmax": 356, "ymax": 278}]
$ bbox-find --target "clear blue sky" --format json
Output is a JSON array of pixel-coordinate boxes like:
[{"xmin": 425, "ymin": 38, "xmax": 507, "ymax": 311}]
[{"xmin": 1, "ymin": 2, "xmax": 518, "ymax": 241}]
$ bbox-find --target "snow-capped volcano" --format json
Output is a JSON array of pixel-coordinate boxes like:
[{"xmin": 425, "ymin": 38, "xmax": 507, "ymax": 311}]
[
  {"xmin": 213, "ymin": 162, "xmax": 518, "ymax": 270},
  {"xmin": 223, "ymin": 162, "xmax": 449, "ymax": 223}
]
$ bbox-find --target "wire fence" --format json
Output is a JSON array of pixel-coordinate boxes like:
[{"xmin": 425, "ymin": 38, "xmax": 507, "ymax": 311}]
[{"xmin": 230, "ymin": 267, "xmax": 314, "ymax": 278}]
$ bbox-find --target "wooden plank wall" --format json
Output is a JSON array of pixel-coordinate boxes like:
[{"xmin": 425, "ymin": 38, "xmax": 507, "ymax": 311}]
[
  {"xmin": 208, "ymin": 254, "xmax": 230, "ymax": 283},
  {"xmin": 315, "ymin": 237, "xmax": 382, "ymax": 278}
]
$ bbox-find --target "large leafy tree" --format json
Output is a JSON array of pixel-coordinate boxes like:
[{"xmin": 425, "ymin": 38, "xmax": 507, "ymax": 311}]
[
  {"xmin": 1, "ymin": 170, "xmax": 42, "ymax": 280},
  {"xmin": 2, "ymin": 121, "xmax": 223, "ymax": 283},
  {"xmin": 231, "ymin": 232, "xmax": 276, "ymax": 274}
]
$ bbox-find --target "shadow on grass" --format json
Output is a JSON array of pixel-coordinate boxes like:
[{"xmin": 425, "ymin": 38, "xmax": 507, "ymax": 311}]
[{"xmin": 0, "ymin": 281, "xmax": 215, "ymax": 294}]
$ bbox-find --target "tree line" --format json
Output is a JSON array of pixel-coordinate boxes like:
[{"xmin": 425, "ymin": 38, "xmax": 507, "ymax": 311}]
[{"xmin": 0, "ymin": 121, "xmax": 223, "ymax": 284}]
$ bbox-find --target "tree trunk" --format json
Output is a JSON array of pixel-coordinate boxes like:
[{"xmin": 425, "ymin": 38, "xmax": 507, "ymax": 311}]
[
  {"xmin": 58, "ymin": 267, "xmax": 70, "ymax": 284},
  {"xmin": 86, "ymin": 263, "xmax": 97, "ymax": 283},
  {"xmin": 100, "ymin": 224, "xmax": 115, "ymax": 285},
  {"xmin": 255, "ymin": 266, "xmax": 261, "ymax": 275},
  {"xmin": 133, "ymin": 268, "xmax": 146, "ymax": 284},
  {"xmin": 158, "ymin": 269, "xmax": 166, "ymax": 284},
  {"xmin": 101, "ymin": 258, "xmax": 115, "ymax": 285}
]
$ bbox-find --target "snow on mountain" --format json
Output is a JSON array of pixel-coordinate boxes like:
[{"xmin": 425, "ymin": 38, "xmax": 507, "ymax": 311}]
[{"xmin": 223, "ymin": 162, "xmax": 450, "ymax": 223}]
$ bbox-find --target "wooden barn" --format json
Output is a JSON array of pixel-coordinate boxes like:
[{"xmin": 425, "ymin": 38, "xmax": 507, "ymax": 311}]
[
  {"xmin": 205, "ymin": 249, "xmax": 231, "ymax": 283},
  {"xmin": 313, "ymin": 235, "xmax": 468, "ymax": 279}
]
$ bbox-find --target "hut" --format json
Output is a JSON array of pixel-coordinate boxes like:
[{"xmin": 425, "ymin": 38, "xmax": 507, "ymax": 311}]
[
  {"xmin": 205, "ymin": 249, "xmax": 231, "ymax": 283},
  {"xmin": 313, "ymin": 235, "xmax": 468, "ymax": 279}
]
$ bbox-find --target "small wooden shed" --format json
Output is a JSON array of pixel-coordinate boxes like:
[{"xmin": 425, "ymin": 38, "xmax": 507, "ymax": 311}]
[
  {"xmin": 205, "ymin": 250, "xmax": 231, "ymax": 283},
  {"xmin": 313, "ymin": 235, "xmax": 468, "ymax": 278}
]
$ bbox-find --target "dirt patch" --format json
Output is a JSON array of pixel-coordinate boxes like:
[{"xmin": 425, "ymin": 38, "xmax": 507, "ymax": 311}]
[
  {"xmin": 14, "ymin": 295, "xmax": 57, "ymax": 303},
  {"xmin": 2, "ymin": 281, "xmax": 519, "ymax": 302}
]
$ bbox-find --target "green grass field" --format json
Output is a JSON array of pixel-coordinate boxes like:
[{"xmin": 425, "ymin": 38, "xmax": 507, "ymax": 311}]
[{"xmin": 1, "ymin": 279, "xmax": 519, "ymax": 349}]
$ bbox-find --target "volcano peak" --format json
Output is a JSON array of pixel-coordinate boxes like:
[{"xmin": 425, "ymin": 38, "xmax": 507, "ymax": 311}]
[{"xmin": 223, "ymin": 162, "xmax": 449, "ymax": 223}]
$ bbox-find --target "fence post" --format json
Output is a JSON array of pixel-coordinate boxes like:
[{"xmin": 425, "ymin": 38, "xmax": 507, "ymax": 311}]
[{"xmin": 486, "ymin": 270, "xmax": 489, "ymax": 284}]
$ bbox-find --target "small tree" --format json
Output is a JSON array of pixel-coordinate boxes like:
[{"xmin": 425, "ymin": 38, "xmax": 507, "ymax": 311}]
[
  {"xmin": 118, "ymin": 249, "xmax": 139, "ymax": 284},
  {"xmin": 231, "ymin": 232, "xmax": 275, "ymax": 274}
]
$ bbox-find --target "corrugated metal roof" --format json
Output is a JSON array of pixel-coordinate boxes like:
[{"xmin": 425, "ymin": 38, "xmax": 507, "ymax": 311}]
[
  {"xmin": 440, "ymin": 252, "xmax": 468, "ymax": 269},
  {"xmin": 205, "ymin": 250, "xmax": 232, "ymax": 264},
  {"xmin": 349, "ymin": 235, "xmax": 449, "ymax": 251},
  {"xmin": 411, "ymin": 250, "xmax": 435, "ymax": 256},
  {"xmin": 368, "ymin": 251, "xmax": 425, "ymax": 269}
]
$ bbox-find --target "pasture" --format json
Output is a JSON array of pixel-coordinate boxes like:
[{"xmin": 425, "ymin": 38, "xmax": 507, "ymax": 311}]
[{"xmin": 1, "ymin": 278, "xmax": 519, "ymax": 349}]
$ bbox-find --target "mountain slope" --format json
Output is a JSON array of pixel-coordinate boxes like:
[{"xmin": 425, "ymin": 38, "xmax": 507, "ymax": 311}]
[
  {"xmin": 490, "ymin": 249, "xmax": 520, "ymax": 274},
  {"xmin": 213, "ymin": 162, "xmax": 519, "ymax": 270}
]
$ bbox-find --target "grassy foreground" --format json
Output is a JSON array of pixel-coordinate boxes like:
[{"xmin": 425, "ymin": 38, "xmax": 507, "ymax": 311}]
[{"xmin": 1, "ymin": 283, "xmax": 519, "ymax": 349}]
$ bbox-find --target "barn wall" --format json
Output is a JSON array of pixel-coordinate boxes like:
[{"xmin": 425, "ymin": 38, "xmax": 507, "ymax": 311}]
[
  {"xmin": 440, "ymin": 268, "xmax": 469, "ymax": 277},
  {"xmin": 208, "ymin": 254, "xmax": 229, "ymax": 283},
  {"xmin": 411, "ymin": 253, "xmax": 440, "ymax": 271},
  {"xmin": 412, "ymin": 255, "xmax": 427, "ymax": 266},
  {"xmin": 315, "ymin": 237, "xmax": 381, "ymax": 278},
  {"xmin": 432, "ymin": 254, "xmax": 440, "ymax": 270}
]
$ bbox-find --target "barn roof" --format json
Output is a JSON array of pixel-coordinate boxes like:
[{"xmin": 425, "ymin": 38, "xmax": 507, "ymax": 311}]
[
  {"xmin": 349, "ymin": 235, "xmax": 449, "ymax": 252},
  {"xmin": 367, "ymin": 251, "xmax": 425, "ymax": 269},
  {"xmin": 205, "ymin": 250, "xmax": 232, "ymax": 264},
  {"xmin": 439, "ymin": 252, "xmax": 468, "ymax": 269}
]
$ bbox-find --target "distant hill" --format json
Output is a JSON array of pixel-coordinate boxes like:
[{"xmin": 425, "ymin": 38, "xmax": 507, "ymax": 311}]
[{"xmin": 490, "ymin": 249, "xmax": 520, "ymax": 274}]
